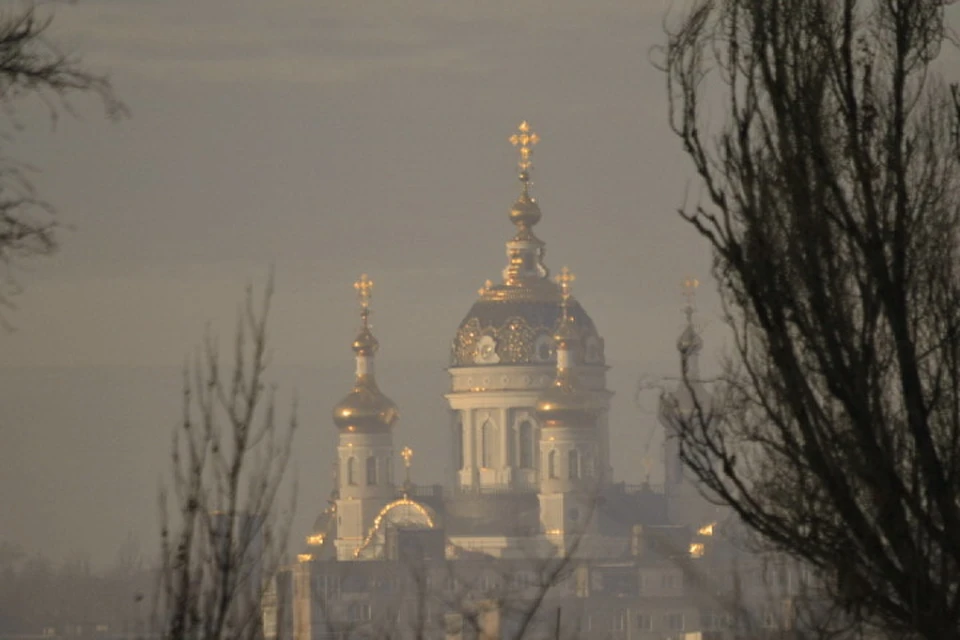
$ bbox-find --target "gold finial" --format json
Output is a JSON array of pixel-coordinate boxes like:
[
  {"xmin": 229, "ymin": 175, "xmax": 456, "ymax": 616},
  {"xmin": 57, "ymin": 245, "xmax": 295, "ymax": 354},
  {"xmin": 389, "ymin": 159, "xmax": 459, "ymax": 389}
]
[
  {"xmin": 478, "ymin": 279, "xmax": 493, "ymax": 297},
  {"xmin": 401, "ymin": 446, "xmax": 413, "ymax": 488},
  {"xmin": 350, "ymin": 273, "xmax": 379, "ymax": 355},
  {"xmin": 509, "ymin": 120, "xmax": 540, "ymax": 184},
  {"xmin": 355, "ymin": 273, "xmax": 374, "ymax": 319},
  {"xmin": 556, "ymin": 266, "xmax": 576, "ymax": 302},
  {"xmin": 682, "ymin": 276, "xmax": 699, "ymax": 322}
]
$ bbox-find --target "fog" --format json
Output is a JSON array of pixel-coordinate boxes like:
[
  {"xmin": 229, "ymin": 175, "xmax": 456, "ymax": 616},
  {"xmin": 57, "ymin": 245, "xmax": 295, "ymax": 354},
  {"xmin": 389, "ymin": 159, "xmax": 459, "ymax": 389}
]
[{"xmin": 0, "ymin": 0, "xmax": 727, "ymax": 569}]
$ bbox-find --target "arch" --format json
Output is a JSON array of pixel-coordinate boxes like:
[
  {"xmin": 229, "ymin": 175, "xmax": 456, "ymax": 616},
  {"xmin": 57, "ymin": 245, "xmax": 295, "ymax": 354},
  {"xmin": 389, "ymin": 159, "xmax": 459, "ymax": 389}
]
[
  {"xmin": 548, "ymin": 449, "xmax": 557, "ymax": 479},
  {"xmin": 366, "ymin": 456, "xmax": 377, "ymax": 486},
  {"xmin": 568, "ymin": 449, "xmax": 581, "ymax": 480},
  {"xmin": 354, "ymin": 498, "xmax": 437, "ymax": 558},
  {"xmin": 518, "ymin": 420, "xmax": 534, "ymax": 469},
  {"xmin": 347, "ymin": 457, "xmax": 357, "ymax": 485}
]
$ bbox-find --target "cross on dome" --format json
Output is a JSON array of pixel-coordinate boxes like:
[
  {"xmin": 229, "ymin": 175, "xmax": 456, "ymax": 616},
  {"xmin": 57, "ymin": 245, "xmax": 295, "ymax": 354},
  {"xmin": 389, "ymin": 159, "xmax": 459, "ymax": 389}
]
[
  {"xmin": 354, "ymin": 273, "xmax": 374, "ymax": 326},
  {"xmin": 682, "ymin": 276, "xmax": 699, "ymax": 322},
  {"xmin": 355, "ymin": 273, "xmax": 373, "ymax": 310},
  {"xmin": 556, "ymin": 266, "xmax": 576, "ymax": 302},
  {"xmin": 509, "ymin": 120, "xmax": 540, "ymax": 183}
]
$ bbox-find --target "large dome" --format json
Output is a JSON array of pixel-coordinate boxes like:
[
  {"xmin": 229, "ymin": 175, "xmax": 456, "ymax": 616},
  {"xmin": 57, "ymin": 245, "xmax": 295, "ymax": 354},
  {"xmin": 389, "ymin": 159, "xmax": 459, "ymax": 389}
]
[
  {"xmin": 450, "ymin": 121, "xmax": 605, "ymax": 368},
  {"xmin": 450, "ymin": 288, "xmax": 605, "ymax": 367}
]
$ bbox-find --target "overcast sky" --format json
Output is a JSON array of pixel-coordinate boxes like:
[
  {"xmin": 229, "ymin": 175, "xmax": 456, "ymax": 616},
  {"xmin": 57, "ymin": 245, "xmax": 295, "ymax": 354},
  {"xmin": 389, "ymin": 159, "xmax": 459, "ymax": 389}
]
[{"xmin": 2, "ymin": 0, "xmax": 745, "ymax": 568}]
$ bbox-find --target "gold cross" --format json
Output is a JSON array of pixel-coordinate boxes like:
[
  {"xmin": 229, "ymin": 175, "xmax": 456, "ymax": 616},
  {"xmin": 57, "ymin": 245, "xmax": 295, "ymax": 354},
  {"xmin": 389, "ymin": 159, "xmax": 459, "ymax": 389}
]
[
  {"xmin": 354, "ymin": 273, "xmax": 373, "ymax": 310},
  {"xmin": 509, "ymin": 120, "xmax": 540, "ymax": 174},
  {"xmin": 556, "ymin": 266, "xmax": 575, "ymax": 301},
  {"xmin": 682, "ymin": 276, "xmax": 699, "ymax": 307},
  {"xmin": 401, "ymin": 446, "xmax": 413, "ymax": 468}
]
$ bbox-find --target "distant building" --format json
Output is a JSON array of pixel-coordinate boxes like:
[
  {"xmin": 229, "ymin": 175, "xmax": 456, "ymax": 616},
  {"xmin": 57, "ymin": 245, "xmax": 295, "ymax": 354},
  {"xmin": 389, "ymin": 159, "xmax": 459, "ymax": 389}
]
[{"xmin": 265, "ymin": 122, "xmax": 812, "ymax": 640}]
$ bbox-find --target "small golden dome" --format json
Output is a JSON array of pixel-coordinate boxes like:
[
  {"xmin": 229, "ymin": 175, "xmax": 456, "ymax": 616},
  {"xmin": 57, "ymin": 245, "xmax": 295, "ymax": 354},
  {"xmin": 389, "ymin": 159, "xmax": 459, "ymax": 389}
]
[
  {"xmin": 535, "ymin": 370, "xmax": 598, "ymax": 427},
  {"xmin": 332, "ymin": 375, "xmax": 399, "ymax": 433},
  {"xmin": 509, "ymin": 189, "xmax": 542, "ymax": 229},
  {"xmin": 352, "ymin": 326, "xmax": 379, "ymax": 355},
  {"xmin": 677, "ymin": 322, "xmax": 702, "ymax": 356}
]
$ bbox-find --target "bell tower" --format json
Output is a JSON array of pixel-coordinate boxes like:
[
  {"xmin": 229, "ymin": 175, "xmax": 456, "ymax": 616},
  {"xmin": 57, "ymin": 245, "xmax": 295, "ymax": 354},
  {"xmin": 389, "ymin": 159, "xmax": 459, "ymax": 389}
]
[
  {"xmin": 332, "ymin": 274, "xmax": 398, "ymax": 560},
  {"xmin": 659, "ymin": 277, "xmax": 716, "ymax": 527},
  {"xmin": 535, "ymin": 267, "xmax": 605, "ymax": 548}
]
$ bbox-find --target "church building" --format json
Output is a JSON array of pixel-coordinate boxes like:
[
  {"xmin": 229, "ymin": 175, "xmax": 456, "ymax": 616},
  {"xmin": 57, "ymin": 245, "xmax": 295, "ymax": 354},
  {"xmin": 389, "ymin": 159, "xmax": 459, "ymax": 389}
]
[{"xmin": 268, "ymin": 123, "xmax": 801, "ymax": 640}]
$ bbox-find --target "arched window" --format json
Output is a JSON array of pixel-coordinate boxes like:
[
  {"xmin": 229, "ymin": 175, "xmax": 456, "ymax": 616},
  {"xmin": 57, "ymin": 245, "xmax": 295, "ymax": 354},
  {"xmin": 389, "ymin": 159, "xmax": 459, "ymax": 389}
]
[
  {"xmin": 568, "ymin": 449, "xmax": 580, "ymax": 480},
  {"xmin": 454, "ymin": 415, "xmax": 464, "ymax": 471},
  {"xmin": 481, "ymin": 420, "xmax": 497, "ymax": 468},
  {"xmin": 518, "ymin": 421, "xmax": 534, "ymax": 469},
  {"xmin": 347, "ymin": 457, "xmax": 357, "ymax": 485},
  {"xmin": 366, "ymin": 456, "xmax": 377, "ymax": 486},
  {"xmin": 548, "ymin": 450, "xmax": 557, "ymax": 479}
]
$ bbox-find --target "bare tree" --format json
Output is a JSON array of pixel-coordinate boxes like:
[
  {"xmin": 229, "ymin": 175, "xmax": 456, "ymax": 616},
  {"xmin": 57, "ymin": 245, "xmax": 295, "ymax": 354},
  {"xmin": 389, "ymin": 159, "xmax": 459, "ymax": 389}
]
[
  {"xmin": 659, "ymin": 0, "xmax": 960, "ymax": 637},
  {"xmin": 0, "ymin": 2, "xmax": 126, "ymax": 315},
  {"xmin": 156, "ymin": 278, "xmax": 297, "ymax": 640}
]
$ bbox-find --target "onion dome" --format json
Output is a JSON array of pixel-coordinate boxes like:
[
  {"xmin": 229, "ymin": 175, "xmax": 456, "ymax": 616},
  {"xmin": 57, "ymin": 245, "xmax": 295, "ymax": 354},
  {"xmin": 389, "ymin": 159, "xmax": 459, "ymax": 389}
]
[
  {"xmin": 450, "ymin": 122, "xmax": 606, "ymax": 368},
  {"xmin": 332, "ymin": 274, "xmax": 399, "ymax": 433},
  {"xmin": 660, "ymin": 277, "xmax": 711, "ymax": 422},
  {"xmin": 677, "ymin": 323, "xmax": 702, "ymax": 356},
  {"xmin": 510, "ymin": 185, "xmax": 542, "ymax": 229},
  {"xmin": 677, "ymin": 277, "xmax": 704, "ymax": 365},
  {"xmin": 535, "ymin": 268, "xmax": 600, "ymax": 427}
]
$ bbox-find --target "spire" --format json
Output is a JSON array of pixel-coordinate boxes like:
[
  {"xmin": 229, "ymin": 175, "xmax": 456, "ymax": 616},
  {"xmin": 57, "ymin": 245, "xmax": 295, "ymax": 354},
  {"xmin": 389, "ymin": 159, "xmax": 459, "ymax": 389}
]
[
  {"xmin": 507, "ymin": 120, "xmax": 543, "ymax": 232},
  {"xmin": 352, "ymin": 273, "xmax": 378, "ymax": 358},
  {"xmin": 333, "ymin": 273, "xmax": 398, "ymax": 433},
  {"xmin": 678, "ymin": 276, "xmax": 703, "ymax": 377}
]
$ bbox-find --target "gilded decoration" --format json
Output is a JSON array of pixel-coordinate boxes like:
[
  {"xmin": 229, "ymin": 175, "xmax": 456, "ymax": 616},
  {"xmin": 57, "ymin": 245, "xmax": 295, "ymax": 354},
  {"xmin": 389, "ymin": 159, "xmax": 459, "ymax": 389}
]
[{"xmin": 450, "ymin": 301, "xmax": 604, "ymax": 367}]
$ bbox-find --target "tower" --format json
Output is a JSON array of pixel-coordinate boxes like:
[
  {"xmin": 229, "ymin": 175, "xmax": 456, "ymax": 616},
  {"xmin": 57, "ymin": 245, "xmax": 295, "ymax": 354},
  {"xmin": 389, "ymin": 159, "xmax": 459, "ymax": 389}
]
[
  {"xmin": 535, "ymin": 267, "xmax": 605, "ymax": 547},
  {"xmin": 445, "ymin": 122, "xmax": 612, "ymax": 496},
  {"xmin": 659, "ymin": 277, "xmax": 716, "ymax": 528},
  {"xmin": 332, "ymin": 274, "xmax": 399, "ymax": 560}
]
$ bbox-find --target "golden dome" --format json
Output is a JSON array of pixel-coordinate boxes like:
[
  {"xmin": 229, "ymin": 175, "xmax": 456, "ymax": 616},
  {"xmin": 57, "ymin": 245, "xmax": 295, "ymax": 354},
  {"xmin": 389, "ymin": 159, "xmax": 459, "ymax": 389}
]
[
  {"xmin": 509, "ymin": 188, "xmax": 542, "ymax": 229},
  {"xmin": 535, "ymin": 267, "xmax": 599, "ymax": 427},
  {"xmin": 535, "ymin": 369, "xmax": 599, "ymax": 427},
  {"xmin": 450, "ymin": 125, "xmax": 606, "ymax": 368},
  {"xmin": 334, "ymin": 273, "xmax": 398, "ymax": 433},
  {"xmin": 352, "ymin": 326, "xmax": 378, "ymax": 355},
  {"xmin": 332, "ymin": 375, "xmax": 399, "ymax": 433}
]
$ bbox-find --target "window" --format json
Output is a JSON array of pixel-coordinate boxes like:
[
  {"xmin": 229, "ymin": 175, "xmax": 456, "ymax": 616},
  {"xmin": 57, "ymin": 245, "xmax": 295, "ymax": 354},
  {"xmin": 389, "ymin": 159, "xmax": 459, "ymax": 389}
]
[
  {"xmin": 348, "ymin": 602, "xmax": 372, "ymax": 622},
  {"xmin": 548, "ymin": 450, "xmax": 557, "ymax": 479},
  {"xmin": 665, "ymin": 613, "xmax": 684, "ymax": 631},
  {"xmin": 347, "ymin": 457, "xmax": 357, "ymax": 485},
  {"xmin": 661, "ymin": 571, "xmax": 678, "ymax": 590},
  {"xmin": 518, "ymin": 420, "xmax": 534, "ymax": 469},
  {"xmin": 579, "ymin": 616, "xmax": 592, "ymax": 632},
  {"xmin": 611, "ymin": 610, "xmax": 626, "ymax": 631},
  {"xmin": 636, "ymin": 613, "xmax": 653, "ymax": 631},
  {"xmin": 481, "ymin": 420, "xmax": 497, "ymax": 468},
  {"xmin": 366, "ymin": 456, "xmax": 377, "ymax": 486},
  {"xmin": 568, "ymin": 449, "xmax": 580, "ymax": 479},
  {"xmin": 763, "ymin": 609, "xmax": 778, "ymax": 629}
]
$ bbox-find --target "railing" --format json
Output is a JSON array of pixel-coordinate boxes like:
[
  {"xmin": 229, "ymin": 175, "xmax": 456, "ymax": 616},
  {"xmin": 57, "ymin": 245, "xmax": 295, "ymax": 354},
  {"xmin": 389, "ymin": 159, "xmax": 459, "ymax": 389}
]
[{"xmin": 394, "ymin": 484, "xmax": 444, "ymax": 499}]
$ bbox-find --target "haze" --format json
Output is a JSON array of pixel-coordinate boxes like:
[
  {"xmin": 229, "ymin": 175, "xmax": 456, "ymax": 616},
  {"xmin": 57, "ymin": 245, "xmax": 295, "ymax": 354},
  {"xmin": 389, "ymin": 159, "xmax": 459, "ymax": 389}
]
[{"xmin": 0, "ymin": 0, "xmax": 725, "ymax": 569}]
